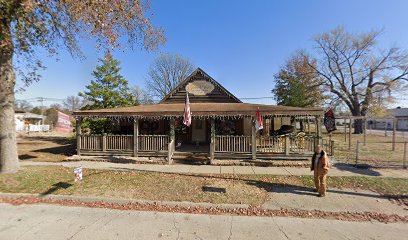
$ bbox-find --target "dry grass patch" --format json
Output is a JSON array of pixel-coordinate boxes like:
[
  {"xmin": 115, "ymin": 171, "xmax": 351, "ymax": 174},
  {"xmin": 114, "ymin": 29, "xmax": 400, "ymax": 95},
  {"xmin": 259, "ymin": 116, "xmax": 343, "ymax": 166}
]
[
  {"xmin": 17, "ymin": 133, "xmax": 76, "ymax": 162},
  {"xmin": 1, "ymin": 166, "xmax": 407, "ymax": 207},
  {"xmin": 0, "ymin": 166, "xmax": 267, "ymax": 206},
  {"xmin": 326, "ymin": 132, "xmax": 407, "ymax": 167}
]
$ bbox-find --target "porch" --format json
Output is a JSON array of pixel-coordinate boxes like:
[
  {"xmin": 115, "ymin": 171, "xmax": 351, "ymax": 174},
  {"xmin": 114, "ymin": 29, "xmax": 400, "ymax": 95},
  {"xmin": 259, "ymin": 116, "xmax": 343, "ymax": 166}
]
[{"xmin": 76, "ymin": 118, "xmax": 334, "ymax": 163}]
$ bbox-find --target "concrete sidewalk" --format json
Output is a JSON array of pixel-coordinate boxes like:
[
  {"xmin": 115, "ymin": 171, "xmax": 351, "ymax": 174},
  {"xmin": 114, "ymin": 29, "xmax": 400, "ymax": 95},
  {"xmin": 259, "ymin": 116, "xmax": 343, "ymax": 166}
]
[
  {"xmin": 1, "ymin": 203, "xmax": 407, "ymax": 240},
  {"xmin": 20, "ymin": 161, "xmax": 408, "ymax": 178}
]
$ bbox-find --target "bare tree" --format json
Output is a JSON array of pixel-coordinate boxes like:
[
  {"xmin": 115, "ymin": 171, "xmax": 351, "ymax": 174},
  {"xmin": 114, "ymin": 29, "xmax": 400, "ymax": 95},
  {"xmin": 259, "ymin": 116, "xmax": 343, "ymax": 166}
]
[
  {"xmin": 146, "ymin": 53, "xmax": 195, "ymax": 99},
  {"xmin": 307, "ymin": 27, "xmax": 408, "ymax": 133},
  {"xmin": 131, "ymin": 86, "xmax": 154, "ymax": 105},
  {"xmin": 63, "ymin": 96, "xmax": 83, "ymax": 112}
]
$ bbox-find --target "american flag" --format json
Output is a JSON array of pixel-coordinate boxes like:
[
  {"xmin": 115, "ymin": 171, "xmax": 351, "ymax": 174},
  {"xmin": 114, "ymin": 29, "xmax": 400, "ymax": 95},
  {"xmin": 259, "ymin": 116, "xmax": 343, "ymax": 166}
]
[
  {"xmin": 183, "ymin": 93, "xmax": 191, "ymax": 126},
  {"xmin": 255, "ymin": 107, "xmax": 263, "ymax": 131}
]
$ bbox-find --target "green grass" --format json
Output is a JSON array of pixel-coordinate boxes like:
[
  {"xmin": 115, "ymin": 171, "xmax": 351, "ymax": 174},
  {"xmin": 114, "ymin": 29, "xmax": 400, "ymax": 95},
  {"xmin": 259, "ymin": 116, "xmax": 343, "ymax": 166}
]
[{"xmin": 1, "ymin": 166, "xmax": 407, "ymax": 206}]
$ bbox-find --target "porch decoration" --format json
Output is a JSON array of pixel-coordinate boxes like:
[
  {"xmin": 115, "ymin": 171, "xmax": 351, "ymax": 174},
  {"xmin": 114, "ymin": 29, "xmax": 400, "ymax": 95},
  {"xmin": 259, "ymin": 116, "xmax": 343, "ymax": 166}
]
[{"xmin": 183, "ymin": 93, "xmax": 192, "ymax": 127}]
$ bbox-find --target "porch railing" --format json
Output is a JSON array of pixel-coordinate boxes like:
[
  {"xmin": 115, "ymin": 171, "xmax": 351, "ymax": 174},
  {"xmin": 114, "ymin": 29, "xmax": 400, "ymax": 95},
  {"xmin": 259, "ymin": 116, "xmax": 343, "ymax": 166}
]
[
  {"xmin": 80, "ymin": 134, "xmax": 133, "ymax": 151},
  {"xmin": 80, "ymin": 134, "xmax": 103, "ymax": 151},
  {"xmin": 106, "ymin": 135, "xmax": 133, "ymax": 151},
  {"xmin": 215, "ymin": 135, "xmax": 251, "ymax": 153},
  {"xmin": 257, "ymin": 136, "xmax": 286, "ymax": 153},
  {"xmin": 289, "ymin": 135, "xmax": 316, "ymax": 153},
  {"xmin": 138, "ymin": 135, "xmax": 169, "ymax": 152},
  {"xmin": 214, "ymin": 134, "xmax": 322, "ymax": 155}
]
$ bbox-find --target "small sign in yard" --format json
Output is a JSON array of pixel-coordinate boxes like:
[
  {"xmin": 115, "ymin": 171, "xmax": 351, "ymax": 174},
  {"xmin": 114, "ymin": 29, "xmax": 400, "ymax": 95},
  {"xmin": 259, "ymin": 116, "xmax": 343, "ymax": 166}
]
[
  {"xmin": 74, "ymin": 167, "xmax": 83, "ymax": 181},
  {"xmin": 202, "ymin": 186, "xmax": 227, "ymax": 193}
]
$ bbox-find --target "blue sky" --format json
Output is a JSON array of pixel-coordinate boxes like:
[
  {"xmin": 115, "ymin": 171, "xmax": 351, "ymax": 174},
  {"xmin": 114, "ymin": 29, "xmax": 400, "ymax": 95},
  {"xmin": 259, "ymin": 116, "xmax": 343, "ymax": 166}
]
[{"xmin": 16, "ymin": 0, "xmax": 408, "ymax": 107}]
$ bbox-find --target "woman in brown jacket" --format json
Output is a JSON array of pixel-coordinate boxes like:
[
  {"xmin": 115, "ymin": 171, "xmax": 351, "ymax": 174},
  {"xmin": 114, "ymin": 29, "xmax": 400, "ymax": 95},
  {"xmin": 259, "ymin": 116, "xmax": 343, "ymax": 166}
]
[{"xmin": 311, "ymin": 145, "xmax": 331, "ymax": 197}]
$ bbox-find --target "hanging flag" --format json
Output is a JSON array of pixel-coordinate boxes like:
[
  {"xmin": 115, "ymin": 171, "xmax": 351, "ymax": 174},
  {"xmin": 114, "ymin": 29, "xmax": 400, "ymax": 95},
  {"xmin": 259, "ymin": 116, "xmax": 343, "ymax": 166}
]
[
  {"xmin": 255, "ymin": 107, "xmax": 263, "ymax": 131},
  {"xmin": 324, "ymin": 109, "xmax": 337, "ymax": 133},
  {"xmin": 183, "ymin": 93, "xmax": 192, "ymax": 126}
]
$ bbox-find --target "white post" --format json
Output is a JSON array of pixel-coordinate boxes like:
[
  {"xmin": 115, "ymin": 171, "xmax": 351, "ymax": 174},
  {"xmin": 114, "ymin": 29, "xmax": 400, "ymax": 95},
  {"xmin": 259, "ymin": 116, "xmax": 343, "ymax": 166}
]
[
  {"xmin": 133, "ymin": 119, "xmax": 139, "ymax": 157},
  {"xmin": 76, "ymin": 118, "xmax": 82, "ymax": 156},
  {"xmin": 251, "ymin": 118, "xmax": 256, "ymax": 160}
]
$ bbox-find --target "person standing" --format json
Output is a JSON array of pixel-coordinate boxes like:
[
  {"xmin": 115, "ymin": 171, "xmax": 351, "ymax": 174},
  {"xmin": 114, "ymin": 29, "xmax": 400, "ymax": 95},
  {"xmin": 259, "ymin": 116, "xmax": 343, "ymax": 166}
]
[{"xmin": 311, "ymin": 145, "xmax": 330, "ymax": 197}]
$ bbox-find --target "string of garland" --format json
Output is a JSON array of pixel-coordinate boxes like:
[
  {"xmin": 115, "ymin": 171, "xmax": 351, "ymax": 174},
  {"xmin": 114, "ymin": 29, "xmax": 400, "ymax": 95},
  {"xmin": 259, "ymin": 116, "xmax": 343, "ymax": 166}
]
[{"xmin": 75, "ymin": 113, "xmax": 322, "ymax": 121}]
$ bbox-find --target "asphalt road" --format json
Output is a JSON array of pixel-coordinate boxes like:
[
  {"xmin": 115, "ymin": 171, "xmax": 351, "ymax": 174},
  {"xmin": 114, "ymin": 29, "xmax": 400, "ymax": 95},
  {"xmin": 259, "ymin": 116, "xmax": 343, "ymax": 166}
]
[{"xmin": 0, "ymin": 203, "xmax": 407, "ymax": 240}]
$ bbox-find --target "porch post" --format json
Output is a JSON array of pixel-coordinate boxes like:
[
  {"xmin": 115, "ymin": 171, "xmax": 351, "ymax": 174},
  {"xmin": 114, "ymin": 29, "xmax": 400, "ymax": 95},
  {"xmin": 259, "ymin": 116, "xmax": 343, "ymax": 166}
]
[
  {"xmin": 133, "ymin": 119, "xmax": 139, "ymax": 157},
  {"xmin": 285, "ymin": 135, "xmax": 290, "ymax": 155},
  {"xmin": 316, "ymin": 116, "xmax": 323, "ymax": 146},
  {"xmin": 170, "ymin": 118, "xmax": 175, "ymax": 142},
  {"xmin": 210, "ymin": 118, "xmax": 215, "ymax": 163},
  {"xmin": 168, "ymin": 118, "xmax": 175, "ymax": 164},
  {"xmin": 76, "ymin": 118, "xmax": 81, "ymax": 156},
  {"xmin": 293, "ymin": 117, "xmax": 297, "ymax": 135},
  {"xmin": 251, "ymin": 118, "xmax": 256, "ymax": 160}
]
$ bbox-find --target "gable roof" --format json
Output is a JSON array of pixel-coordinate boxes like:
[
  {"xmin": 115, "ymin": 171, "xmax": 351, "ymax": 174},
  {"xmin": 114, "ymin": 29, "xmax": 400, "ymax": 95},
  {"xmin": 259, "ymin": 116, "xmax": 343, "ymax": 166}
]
[{"xmin": 160, "ymin": 68, "xmax": 242, "ymax": 103}]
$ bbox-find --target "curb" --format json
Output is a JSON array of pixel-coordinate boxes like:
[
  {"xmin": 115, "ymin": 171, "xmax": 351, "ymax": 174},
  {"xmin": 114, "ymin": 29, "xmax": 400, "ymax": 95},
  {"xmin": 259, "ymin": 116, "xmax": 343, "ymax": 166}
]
[{"xmin": 0, "ymin": 192, "xmax": 250, "ymax": 210}]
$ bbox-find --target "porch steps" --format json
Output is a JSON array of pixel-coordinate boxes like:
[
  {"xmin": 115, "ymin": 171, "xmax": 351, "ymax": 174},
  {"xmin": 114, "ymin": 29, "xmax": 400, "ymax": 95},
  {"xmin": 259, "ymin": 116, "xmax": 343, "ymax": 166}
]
[{"xmin": 172, "ymin": 152, "xmax": 210, "ymax": 164}]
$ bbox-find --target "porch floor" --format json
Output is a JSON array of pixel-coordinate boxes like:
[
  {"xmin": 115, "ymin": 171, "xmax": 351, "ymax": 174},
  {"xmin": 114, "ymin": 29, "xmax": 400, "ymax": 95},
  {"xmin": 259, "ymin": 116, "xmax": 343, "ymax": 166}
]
[{"xmin": 175, "ymin": 143, "xmax": 210, "ymax": 153}]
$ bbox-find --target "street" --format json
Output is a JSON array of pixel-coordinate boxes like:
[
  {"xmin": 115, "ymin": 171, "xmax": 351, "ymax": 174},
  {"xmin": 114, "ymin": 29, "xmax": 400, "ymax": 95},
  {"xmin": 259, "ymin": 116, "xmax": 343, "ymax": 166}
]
[{"xmin": 0, "ymin": 203, "xmax": 407, "ymax": 240}]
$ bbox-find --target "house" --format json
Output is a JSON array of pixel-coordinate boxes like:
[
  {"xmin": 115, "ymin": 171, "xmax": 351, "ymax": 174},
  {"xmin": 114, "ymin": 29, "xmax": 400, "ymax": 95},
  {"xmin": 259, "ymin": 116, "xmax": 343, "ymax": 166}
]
[
  {"xmin": 73, "ymin": 68, "xmax": 330, "ymax": 163},
  {"xmin": 368, "ymin": 107, "xmax": 408, "ymax": 131},
  {"xmin": 15, "ymin": 111, "xmax": 50, "ymax": 132}
]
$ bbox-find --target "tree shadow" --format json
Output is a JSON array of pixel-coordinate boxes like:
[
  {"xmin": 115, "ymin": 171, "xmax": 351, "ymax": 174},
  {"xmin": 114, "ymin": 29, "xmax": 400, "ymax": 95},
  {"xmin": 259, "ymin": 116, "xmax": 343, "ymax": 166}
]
[
  {"xmin": 21, "ymin": 136, "xmax": 75, "ymax": 145},
  {"xmin": 32, "ymin": 144, "xmax": 76, "ymax": 156},
  {"xmin": 334, "ymin": 162, "xmax": 382, "ymax": 176},
  {"xmin": 40, "ymin": 182, "xmax": 73, "ymax": 196},
  {"xmin": 39, "ymin": 170, "xmax": 110, "ymax": 196},
  {"xmin": 18, "ymin": 154, "xmax": 38, "ymax": 160}
]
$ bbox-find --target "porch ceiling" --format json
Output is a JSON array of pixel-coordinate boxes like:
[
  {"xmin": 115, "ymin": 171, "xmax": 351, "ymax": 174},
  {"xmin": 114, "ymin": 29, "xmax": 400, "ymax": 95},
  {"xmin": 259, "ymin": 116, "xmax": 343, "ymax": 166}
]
[{"xmin": 73, "ymin": 103, "xmax": 323, "ymax": 119}]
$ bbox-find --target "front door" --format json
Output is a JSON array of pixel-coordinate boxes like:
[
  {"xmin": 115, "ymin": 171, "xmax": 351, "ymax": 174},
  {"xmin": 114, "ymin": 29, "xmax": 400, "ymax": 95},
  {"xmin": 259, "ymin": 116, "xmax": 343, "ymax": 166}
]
[{"xmin": 191, "ymin": 119, "xmax": 207, "ymax": 144}]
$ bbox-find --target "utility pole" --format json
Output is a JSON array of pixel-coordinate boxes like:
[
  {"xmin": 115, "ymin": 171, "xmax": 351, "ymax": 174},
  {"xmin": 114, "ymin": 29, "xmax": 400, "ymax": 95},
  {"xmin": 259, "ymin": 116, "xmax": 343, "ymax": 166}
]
[{"xmin": 37, "ymin": 97, "xmax": 45, "ymax": 125}]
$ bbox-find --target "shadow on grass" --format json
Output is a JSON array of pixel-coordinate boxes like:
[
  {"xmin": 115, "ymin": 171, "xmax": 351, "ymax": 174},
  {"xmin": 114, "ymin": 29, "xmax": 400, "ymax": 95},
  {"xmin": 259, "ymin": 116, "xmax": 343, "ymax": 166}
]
[
  {"xmin": 21, "ymin": 136, "xmax": 75, "ymax": 145},
  {"xmin": 32, "ymin": 144, "xmax": 76, "ymax": 156},
  {"xmin": 334, "ymin": 163, "xmax": 382, "ymax": 176},
  {"xmin": 18, "ymin": 154, "xmax": 38, "ymax": 160},
  {"xmin": 40, "ymin": 182, "xmax": 73, "ymax": 196},
  {"xmin": 39, "ymin": 169, "xmax": 110, "ymax": 196}
]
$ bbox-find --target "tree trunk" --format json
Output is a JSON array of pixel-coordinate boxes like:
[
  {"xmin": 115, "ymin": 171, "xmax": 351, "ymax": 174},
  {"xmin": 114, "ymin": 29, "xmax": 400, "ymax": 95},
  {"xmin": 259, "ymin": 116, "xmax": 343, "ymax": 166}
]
[
  {"xmin": 0, "ymin": 21, "xmax": 19, "ymax": 173},
  {"xmin": 354, "ymin": 119, "xmax": 363, "ymax": 134}
]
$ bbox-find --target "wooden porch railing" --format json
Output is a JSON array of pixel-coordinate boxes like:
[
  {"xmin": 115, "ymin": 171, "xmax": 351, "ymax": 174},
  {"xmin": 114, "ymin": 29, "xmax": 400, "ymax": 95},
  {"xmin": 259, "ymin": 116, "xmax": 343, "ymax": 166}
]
[
  {"xmin": 138, "ymin": 135, "xmax": 169, "ymax": 152},
  {"xmin": 215, "ymin": 135, "xmax": 251, "ymax": 153},
  {"xmin": 80, "ymin": 134, "xmax": 134, "ymax": 151},
  {"xmin": 213, "ymin": 134, "xmax": 322, "ymax": 155},
  {"xmin": 289, "ymin": 135, "xmax": 316, "ymax": 153},
  {"xmin": 257, "ymin": 136, "xmax": 286, "ymax": 153},
  {"xmin": 80, "ymin": 134, "xmax": 103, "ymax": 151},
  {"xmin": 105, "ymin": 135, "xmax": 133, "ymax": 151}
]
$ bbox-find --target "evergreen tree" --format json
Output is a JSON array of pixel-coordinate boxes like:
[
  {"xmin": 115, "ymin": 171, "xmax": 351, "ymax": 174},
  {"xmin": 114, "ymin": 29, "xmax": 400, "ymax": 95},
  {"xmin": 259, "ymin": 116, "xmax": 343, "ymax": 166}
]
[
  {"xmin": 79, "ymin": 51, "xmax": 137, "ymax": 133},
  {"xmin": 272, "ymin": 52, "xmax": 325, "ymax": 107},
  {"xmin": 80, "ymin": 51, "xmax": 137, "ymax": 110}
]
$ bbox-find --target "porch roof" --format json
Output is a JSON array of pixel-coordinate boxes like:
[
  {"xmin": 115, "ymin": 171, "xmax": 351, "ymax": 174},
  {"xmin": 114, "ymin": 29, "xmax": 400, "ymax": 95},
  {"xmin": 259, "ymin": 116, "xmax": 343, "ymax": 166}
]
[{"xmin": 73, "ymin": 103, "xmax": 323, "ymax": 119}]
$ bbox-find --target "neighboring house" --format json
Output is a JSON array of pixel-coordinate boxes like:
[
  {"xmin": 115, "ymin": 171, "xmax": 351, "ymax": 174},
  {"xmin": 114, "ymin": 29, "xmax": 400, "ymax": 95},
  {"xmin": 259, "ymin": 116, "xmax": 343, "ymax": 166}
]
[
  {"xmin": 368, "ymin": 107, "xmax": 408, "ymax": 131},
  {"xmin": 15, "ymin": 111, "xmax": 50, "ymax": 132},
  {"xmin": 73, "ymin": 68, "xmax": 327, "ymax": 163}
]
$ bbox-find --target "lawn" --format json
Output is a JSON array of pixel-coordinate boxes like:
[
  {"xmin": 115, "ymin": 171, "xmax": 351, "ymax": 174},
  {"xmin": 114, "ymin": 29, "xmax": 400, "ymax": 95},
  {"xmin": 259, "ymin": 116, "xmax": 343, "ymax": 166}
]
[
  {"xmin": 325, "ymin": 130, "xmax": 408, "ymax": 167},
  {"xmin": 1, "ymin": 166, "xmax": 406, "ymax": 206},
  {"xmin": 17, "ymin": 132, "xmax": 76, "ymax": 162}
]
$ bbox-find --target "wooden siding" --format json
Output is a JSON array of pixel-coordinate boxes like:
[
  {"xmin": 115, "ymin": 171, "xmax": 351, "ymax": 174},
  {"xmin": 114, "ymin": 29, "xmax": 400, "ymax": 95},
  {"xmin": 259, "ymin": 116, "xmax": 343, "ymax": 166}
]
[{"xmin": 161, "ymin": 69, "xmax": 241, "ymax": 104}]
